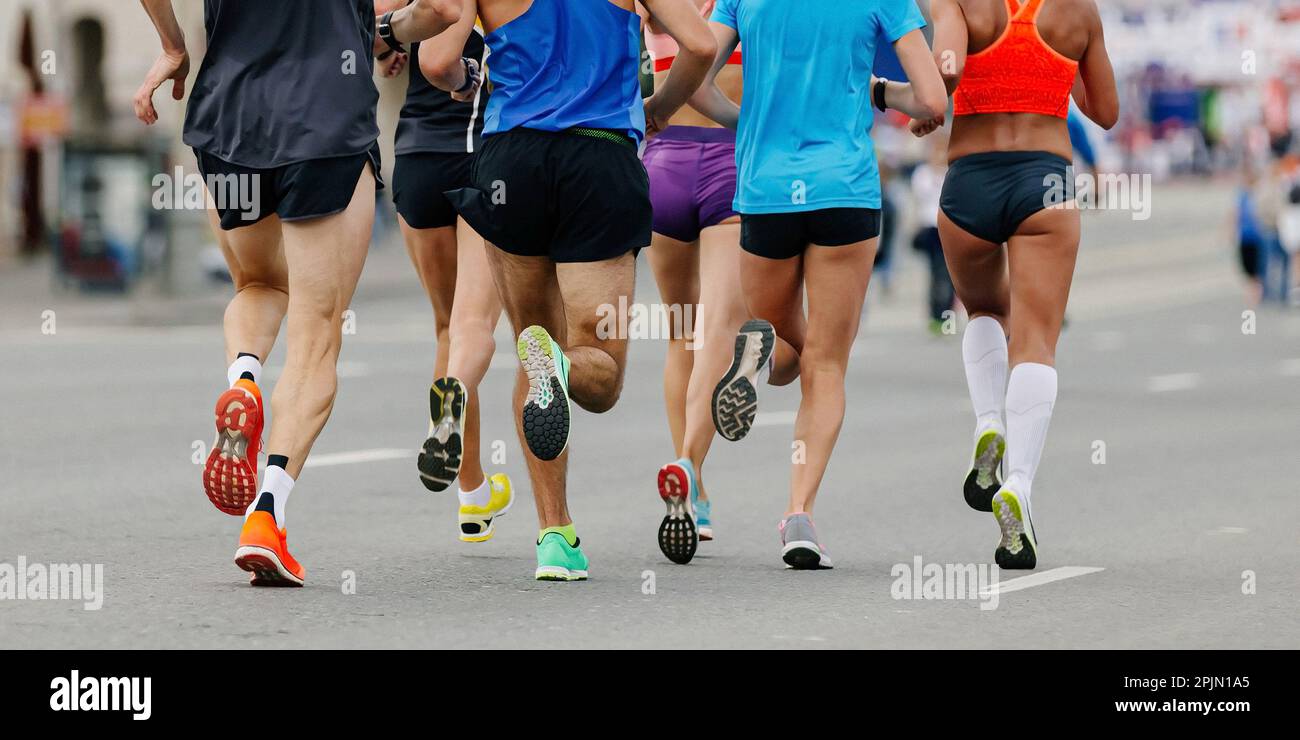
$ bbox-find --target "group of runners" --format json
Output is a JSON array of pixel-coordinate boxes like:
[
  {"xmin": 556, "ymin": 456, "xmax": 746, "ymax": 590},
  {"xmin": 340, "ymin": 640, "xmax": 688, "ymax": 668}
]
[{"xmin": 133, "ymin": 0, "xmax": 1117, "ymax": 585}]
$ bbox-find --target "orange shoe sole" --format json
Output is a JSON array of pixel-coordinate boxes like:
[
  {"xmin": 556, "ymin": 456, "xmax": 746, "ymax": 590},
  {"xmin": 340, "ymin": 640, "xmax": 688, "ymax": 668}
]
[
  {"xmin": 234, "ymin": 546, "xmax": 304, "ymax": 587},
  {"xmin": 204, "ymin": 387, "xmax": 262, "ymax": 515}
]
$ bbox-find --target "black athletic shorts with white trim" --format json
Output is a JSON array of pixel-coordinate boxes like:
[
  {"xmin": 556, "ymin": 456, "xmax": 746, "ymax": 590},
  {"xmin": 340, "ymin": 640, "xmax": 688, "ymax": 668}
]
[
  {"xmin": 392, "ymin": 152, "xmax": 474, "ymax": 230},
  {"xmin": 740, "ymin": 208, "xmax": 882, "ymax": 260},
  {"xmin": 446, "ymin": 127, "xmax": 652, "ymax": 263},
  {"xmin": 194, "ymin": 146, "xmax": 383, "ymax": 231}
]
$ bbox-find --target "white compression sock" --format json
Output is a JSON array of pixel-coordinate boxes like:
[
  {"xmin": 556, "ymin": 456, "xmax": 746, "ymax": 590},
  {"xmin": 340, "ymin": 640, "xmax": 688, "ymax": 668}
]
[
  {"xmin": 459, "ymin": 478, "xmax": 490, "ymax": 508},
  {"xmin": 1003, "ymin": 363, "xmax": 1058, "ymax": 499},
  {"xmin": 962, "ymin": 316, "xmax": 1009, "ymax": 434},
  {"xmin": 227, "ymin": 355, "xmax": 263, "ymax": 388},
  {"xmin": 247, "ymin": 465, "xmax": 295, "ymax": 527}
]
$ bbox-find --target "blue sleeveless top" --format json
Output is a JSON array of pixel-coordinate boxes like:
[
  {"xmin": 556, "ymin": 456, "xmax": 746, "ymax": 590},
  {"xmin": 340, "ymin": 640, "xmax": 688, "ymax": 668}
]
[{"xmin": 482, "ymin": 0, "xmax": 645, "ymax": 143}]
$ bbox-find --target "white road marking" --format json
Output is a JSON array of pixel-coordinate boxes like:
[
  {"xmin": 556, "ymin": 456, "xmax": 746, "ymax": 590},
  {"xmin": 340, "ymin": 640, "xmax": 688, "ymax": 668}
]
[
  {"xmin": 1207, "ymin": 526, "xmax": 1249, "ymax": 535},
  {"xmin": 303, "ymin": 448, "xmax": 414, "ymax": 469},
  {"xmin": 979, "ymin": 566, "xmax": 1105, "ymax": 597},
  {"xmin": 1147, "ymin": 372, "xmax": 1200, "ymax": 393},
  {"xmin": 754, "ymin": 410, "xmax": 797, "ymax": 427}
]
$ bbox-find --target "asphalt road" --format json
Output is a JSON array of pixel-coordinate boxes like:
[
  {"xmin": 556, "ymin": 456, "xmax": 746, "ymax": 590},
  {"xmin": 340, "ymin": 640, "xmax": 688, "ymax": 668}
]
[{"xmin": 0, "ymin": 181, "xmax": 1296, "ymax": 648}]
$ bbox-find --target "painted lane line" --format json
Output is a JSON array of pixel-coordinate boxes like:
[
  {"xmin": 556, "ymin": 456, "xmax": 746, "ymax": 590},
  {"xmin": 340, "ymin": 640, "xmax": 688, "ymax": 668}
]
[
  {"xmin": 979, "ymin": 566, "xmax": 1105, "ymax": 597},
  {"xmin": 303, "ymin": 448, "xmax": 415, "ymax": 469},
  {"xmin": 754, "ymin": 410, "xmax": 797, "ymax": 427},
  {"xmin": 1147, "ymin": 373, "xmax": 1200, "ymax": 393}
]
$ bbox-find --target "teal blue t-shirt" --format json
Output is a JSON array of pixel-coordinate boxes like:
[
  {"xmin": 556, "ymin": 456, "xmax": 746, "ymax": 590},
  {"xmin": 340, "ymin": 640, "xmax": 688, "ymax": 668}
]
[{"xmin": 711, "ymin": 0, "xmax": 926, "ymax": 213}]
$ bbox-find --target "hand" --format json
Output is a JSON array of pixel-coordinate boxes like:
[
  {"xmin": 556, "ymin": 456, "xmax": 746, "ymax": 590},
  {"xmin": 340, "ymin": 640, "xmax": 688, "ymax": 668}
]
[
  {"xmin": 643, "ymin": 95, "xmax": 673, "ymax": 140},
  {"xmin": 450, "ymin": 58, "xmax": 483, "ymax": 103},
  {"xmin": 133, "ymin": 49, "xmax": 190, "ymax": 125},
  {"xmin": 909, "ymin": 114, "xmax": 945, "ymax": 138},
  {"xmin": 378, "ymin": 51, "xmax": 408, "ymax": 78}
]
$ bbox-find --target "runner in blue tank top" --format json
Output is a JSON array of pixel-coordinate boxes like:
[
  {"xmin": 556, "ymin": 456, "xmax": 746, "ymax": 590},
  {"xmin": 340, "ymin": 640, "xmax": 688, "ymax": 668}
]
[
  {"xmin": 426, "ymin": 0, "xmax": 717, "ymax": 582},
  {"xmin": 690, "ymin": 0, "xmax": 948, "ymax": 570}
]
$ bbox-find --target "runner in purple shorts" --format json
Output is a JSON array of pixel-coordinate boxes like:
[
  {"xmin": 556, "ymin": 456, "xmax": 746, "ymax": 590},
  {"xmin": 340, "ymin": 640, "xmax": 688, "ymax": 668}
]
[{"xmin": 640, "ymin": 0, "xmax": 750, "ymax": 565}]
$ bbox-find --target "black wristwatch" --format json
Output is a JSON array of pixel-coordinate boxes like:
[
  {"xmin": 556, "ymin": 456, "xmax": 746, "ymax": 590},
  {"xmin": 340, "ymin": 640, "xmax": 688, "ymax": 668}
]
[
  {"xmin": 377, "ymin": 11, "xmax": 406, "ymax": 56},
  {"xmin": 454, "ymin": 58, "xmax": 477, "ymax": 94},
  {"xmin": 873, "ymin": 77, "xmax": 890, "ymax": 113}
]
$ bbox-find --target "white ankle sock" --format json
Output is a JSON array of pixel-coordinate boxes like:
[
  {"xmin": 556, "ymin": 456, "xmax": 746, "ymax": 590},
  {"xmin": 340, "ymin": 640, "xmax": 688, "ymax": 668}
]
[
  {"xmin": 459, "ymin": 478, "xmax": 490, "ymax": 508},
  {"xmin": 1004, "ymin": 363, "xmax": 1058, "ymax": 499},
  {"xmin": 227, "ymin": 355, "xmax": 263, "ymax": 388},
  {"xmin": 962, "ymin": 316, "xmax": 1008, "ymax": 435},
  {"xmin": 247, "ymin": 465, "xmax": 295, "ymax": 527}
]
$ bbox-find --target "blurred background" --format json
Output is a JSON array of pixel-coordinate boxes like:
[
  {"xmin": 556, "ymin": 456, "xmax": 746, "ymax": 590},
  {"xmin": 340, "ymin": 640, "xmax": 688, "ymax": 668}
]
[
  {"xmin": 1, "ymin": 1, "xmax": 1297, "ymax": 649},
  {"xmin": 0, "ymin": 0, "xmax": 1297, "ymax": 321}
]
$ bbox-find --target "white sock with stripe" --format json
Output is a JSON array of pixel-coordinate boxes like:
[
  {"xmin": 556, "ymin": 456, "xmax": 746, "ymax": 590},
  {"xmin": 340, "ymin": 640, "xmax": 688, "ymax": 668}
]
[
  {"xmin": 227, "ymin": 355, "xmax": 263, "ymax": 388},
  {"xmin": 247, "ymin": 464, "xmax": 294, "ymax": 528}
]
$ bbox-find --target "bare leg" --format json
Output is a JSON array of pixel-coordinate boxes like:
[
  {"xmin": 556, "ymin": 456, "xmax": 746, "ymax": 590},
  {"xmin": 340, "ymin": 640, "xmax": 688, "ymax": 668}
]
[
  {"xmin": 681, "ymin": 221, "xmax": 748, "ymax": 501},
  {"xmin": 739, "ymin": 250, "xmax": 805, "ymax": 385},
  {"xmin": 264, "ymin": 168, "xmax": 375, "ymax": 478},
  {"xmin": 210, "ymin": 208, "xmax": 288, "ymax": 365},
  {"xmin": 645, "ymin": 232, "xmax": 700, "ymax": 455},
  {"xmin": 445, "ymin": 219, "xmax": 503, "ymax": 490},
  {"xmin": 401, "ymin": 217, "xmax": 458, "ymax": 378},
  {"xmin": 939, "ymin": 210, "xmax": 1009, "ymax": 327},
  {"xmin": 485, "ymin": 248, "xmax": 569, "ymax": 529},
  {"xmin": 1006, "ymin": 209, "xmax": 1080, "ymax": 367},
  {"xmin": 787, "ymin": 240, "xmax": 876, "ymax": 515}
]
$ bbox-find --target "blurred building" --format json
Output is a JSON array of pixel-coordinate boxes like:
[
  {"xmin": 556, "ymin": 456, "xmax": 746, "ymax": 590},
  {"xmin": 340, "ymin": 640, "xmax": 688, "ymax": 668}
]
[{"xmin": 0, "ymin": 1, "xmax": 209, "ymax": 265}]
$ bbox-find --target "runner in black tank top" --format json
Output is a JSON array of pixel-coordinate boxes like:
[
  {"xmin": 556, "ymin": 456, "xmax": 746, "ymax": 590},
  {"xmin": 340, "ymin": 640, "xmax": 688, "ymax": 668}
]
[
  {"xmin": 375, "ymin": 3, "xmax": 517, "ymax": 543},
  {"xmin": 134, "ymin": 0, "xmax": 461, "ymax": 587}
]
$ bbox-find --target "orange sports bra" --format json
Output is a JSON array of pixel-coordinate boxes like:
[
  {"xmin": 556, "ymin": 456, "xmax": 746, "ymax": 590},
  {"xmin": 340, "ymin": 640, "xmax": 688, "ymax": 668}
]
[
  {"xmin": 645, "ymin": 0, "xmax": 741, "ymax": 73},
  {"xmin": 953, "ymin": 0, "xmax": 1078, "ymax": 119}
]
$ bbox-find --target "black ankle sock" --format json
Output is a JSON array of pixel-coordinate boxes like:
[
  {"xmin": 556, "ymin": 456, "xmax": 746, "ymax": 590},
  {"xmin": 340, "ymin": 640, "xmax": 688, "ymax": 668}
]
[
  {"xmin": 236, "ymin": 352, "xmax": 260, "ymax": 361},
  {"xmin": 267, "ymin": 454, "xmax": 289, "ymax": 470}
]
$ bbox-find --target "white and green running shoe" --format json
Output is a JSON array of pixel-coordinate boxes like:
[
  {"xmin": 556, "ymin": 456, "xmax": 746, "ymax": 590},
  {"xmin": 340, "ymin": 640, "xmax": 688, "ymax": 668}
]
[
  {"xmin": 963, "ymin": 427, "xmax": 1005, "ymax": 512},
  {"xmin": 535, "ymin": 529, "xmax": 589, "ymax": 581},
  {"xmin": 517, "ymin": 325, "xmax": 571, "ymax": 461},
  {"xmin": 992, "ymin": 488, "xmax": 1038, "ymax": 570}
]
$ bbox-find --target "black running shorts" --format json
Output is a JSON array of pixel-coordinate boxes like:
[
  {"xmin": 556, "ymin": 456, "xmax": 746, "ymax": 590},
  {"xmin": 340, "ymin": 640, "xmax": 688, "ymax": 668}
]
[
  {"xmin": 392, "ymin": 152, "xmax": 474, "ymax": 230},
  {"xmin": 939, "ymin": 151, "xmax": 1072, "ymax": 244},
  {"xmin": 194, "ymin": 146, "xmax": 382, "ymax": 231},
  {"xmin": 446, "ymin": 127, "xmax": 652, "ymax": 263},
  {"xmin": 740, "ymin": 208, "xmax": 882, "ymax": 260}
]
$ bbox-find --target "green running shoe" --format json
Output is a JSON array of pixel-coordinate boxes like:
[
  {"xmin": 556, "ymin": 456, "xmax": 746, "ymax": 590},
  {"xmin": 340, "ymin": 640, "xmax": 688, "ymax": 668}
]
[
  {"xmin": 992, "ymin": 488, "xmax": 1038, "ymax": 570},
  {"xmin": 517, "ymin": 325, "xmax": 571, "ymax": 461},
  {"xmin": 535, "ymin": 529, "xmax": 589, "ymax": 581}
]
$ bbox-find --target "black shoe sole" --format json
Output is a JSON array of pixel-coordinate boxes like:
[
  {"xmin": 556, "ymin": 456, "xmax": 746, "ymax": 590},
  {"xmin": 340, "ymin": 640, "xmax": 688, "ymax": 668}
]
[
  {"xmin": 417, "ymin": 378, "xmax": 465, "ymax": 492},
  {"xmin": 712, "ymin": 319, "xmax": 775, "ymax": 442}
]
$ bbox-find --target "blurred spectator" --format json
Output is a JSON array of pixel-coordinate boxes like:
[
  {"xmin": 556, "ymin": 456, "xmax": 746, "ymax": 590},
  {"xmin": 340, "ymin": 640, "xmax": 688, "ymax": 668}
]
[
  {"xmin": 910, "ymin": 134, "xmax": 954, "ymax": 334},
  {"xmin": 1235, "ymin": 165, "xmax": 1265, "ymax": 304}
]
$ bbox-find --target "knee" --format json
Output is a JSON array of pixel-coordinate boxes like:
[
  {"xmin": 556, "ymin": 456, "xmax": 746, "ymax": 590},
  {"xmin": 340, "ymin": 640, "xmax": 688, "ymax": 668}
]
[{"xmin": 582, "ymin": 381, "xmax": 623, "ymax": 414}]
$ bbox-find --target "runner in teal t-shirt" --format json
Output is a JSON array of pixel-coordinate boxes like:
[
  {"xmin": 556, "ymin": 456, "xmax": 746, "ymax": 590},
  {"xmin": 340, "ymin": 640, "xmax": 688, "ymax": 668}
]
[{"xmin": 690, "ymin": 0, "xmax": 947, "ymax": 570}]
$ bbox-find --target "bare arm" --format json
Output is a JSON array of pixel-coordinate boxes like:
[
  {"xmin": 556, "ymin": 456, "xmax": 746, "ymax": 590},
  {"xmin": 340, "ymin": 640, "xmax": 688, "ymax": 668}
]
[
  {"xmin": 929, "ymin": 0, "xmax": 968, "ymax": 96},
  {"xmin": 387, "ymin": 0, "xmax": 462, "ymax": 45},
  {"xmin": 640, "ymin": 0, "xmax": 718, "ymax": 136},
  {"xmin": 134, "ymin": 0, "xmax": 190, "ymax": 125},
  {"xmin": 878, "ymin": 29, "xmax": 948, "ymax": 121},
  {"xmin": 1073, "ymin": 1, "xmax": 1119, "ymax": 130},
  {"xmin": 418, "ymin": 0, "xmax": 480, "ymax": 94},
  {"xmin": 685, "ymin": 22, "xmax": 741, "ymax": 130}
]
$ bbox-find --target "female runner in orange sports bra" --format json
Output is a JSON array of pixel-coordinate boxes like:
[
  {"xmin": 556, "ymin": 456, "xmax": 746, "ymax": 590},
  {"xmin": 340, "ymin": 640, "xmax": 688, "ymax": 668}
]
[{"xmin": 915, "ymin": 0, "xmax": 1118, "ymax": 570}]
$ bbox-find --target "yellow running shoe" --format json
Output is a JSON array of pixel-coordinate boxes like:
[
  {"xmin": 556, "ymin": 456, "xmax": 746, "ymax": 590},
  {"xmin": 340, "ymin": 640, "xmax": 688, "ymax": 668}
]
[{"xmin": 459, "ymin": 473, "xmax": 515, "ymax": 543}]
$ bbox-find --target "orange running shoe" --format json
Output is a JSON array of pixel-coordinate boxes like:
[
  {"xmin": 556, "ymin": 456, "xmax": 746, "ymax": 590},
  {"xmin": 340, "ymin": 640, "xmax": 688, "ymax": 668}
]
[
  {"xmin": 234, "ymin": 509, "xmax": 305, "ymax": 587},
  {"xmin": 204, "ymin": 379, "xmax": 263, "ymax": 515}
]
